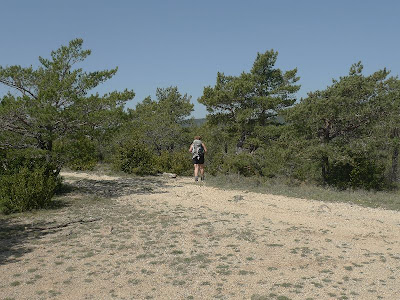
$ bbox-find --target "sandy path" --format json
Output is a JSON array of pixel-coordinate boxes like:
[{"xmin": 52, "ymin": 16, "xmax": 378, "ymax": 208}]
[{"xmin": 1, "ymin": 172, "xmax": 400, "ymax": 300}]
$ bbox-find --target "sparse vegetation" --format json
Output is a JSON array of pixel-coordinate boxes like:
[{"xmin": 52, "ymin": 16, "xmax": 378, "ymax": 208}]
[
  {"xmin": 1, "ymin": 37, "xmax": 400, "ymax": 300},
  {"xmin": 0, "ymin": 170, "xmax": 399, "ymax": 299},
  {"xmin": 205, "ymin": 174, "xmax": 400, "ymax": 211},
  {"xmin": 2, "ymin": 39, "xmax": 400, "ymax": 214}
]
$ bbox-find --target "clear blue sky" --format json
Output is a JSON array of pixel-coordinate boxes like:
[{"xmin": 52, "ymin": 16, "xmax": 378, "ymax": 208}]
[{"xmin": 1, "ymin": 0, "xmax": 399, "ymax": 118}]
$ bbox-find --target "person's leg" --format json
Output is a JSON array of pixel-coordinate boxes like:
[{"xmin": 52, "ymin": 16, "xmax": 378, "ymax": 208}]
[
  {"xmin": 199, "ymin": 164, "xmax": 205, "ymax": 180},
  {"xmin": 194, "ymin": 164, "xmax": 199, "ymax": 181}
]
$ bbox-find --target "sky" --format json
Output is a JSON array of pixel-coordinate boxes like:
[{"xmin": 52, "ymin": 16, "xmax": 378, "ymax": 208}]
[{"xmin": 1, "ymin": 0, "xmax": 399, "ymax": 118}]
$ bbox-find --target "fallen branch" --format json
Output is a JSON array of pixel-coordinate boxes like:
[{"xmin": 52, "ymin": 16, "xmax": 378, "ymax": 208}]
[{"xmin": 29, "ymin": 217, "xmax": 102, "ymax": 231}]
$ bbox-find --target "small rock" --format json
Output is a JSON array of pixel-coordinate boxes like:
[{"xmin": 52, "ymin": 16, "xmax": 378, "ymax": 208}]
[
  {"xmin": 317, "ymin": 204, "xmax": 331, "ymax": 213},
  {"xmin": 162, "ymin": 172, "xmax": 177, "ymax": 178}
]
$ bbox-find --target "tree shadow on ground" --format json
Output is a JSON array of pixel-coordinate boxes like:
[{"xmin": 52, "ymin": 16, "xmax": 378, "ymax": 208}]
[
  {"xmin": 0, "ymin": 175, "xmax": 168, "ymax": 266},
  {"xmin": 0, "ymin": 218, "xmax": 64, "ymax": 266},
  {"xmin": 61, "ymin": 176, "xmax": 168, "ymax": 198}
]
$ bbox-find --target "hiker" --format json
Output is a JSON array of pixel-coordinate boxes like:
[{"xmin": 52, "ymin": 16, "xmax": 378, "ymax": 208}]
[{"xmin": 189, "ymin": 136, "xmax": 207, "ymax": 181}]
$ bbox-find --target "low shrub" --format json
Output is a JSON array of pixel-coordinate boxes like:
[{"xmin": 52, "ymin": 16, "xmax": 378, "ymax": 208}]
[
  {"xmin": 113, "ymin": 141, "xmax": 157, "ymax": 175},
  {"xmin": 54, "ymin": 137, "xmax": 99, "ymax": 171},
  {"xmin": 224, "ymin": 153, "xmax": 259, "ymax": 177},
  {"xmin": 0, "ymin": 167, "xmax": 61, "ymax": 214},
  {"xmin": 326, "ymin": 156, "xmax": 387, "ymax": 191},
  {"xmin": 0, "ymin": 149, "xmax": 61, "ymax": 214},
  {"xmin": 155, "ymin": 149, "xmax": 193, "ymax": 175}
]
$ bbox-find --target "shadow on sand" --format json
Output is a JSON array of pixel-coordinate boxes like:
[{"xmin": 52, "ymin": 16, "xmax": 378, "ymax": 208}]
[
  {"xmin": 0, "ymin": 218, "xmax": 65, "ymax": 266},
  {"xmin": 0, "ymin": 175, "xmax": 168, "ymax": 266},
  {"xmin": 64, "ymin": 176, "xmax": 167, "ymax": 198}
]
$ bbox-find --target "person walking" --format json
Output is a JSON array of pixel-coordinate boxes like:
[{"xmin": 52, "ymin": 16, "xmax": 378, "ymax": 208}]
[{"xmin": 189, "ymin": 136, "xmax": 207, "ymax": 181}]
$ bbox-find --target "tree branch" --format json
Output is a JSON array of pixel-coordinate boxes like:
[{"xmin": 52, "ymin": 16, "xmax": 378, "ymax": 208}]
[{"xmin": 0, "ymin": 78, "xmax": 38, "ymax": 99}]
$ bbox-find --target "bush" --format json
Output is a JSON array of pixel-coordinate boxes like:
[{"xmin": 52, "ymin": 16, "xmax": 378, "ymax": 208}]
[
  {"xmin": 54, "ymin": 137, "xmax": 99, "ymax": 171},
  {"xmin": 326, "ymin": 156, "xmax": 387, "ymax": 190},
  {"xmin": 0, "ymin": 149, "xmax": 61, "ymax": 214},
  {"xmin": 0, "ymin": 167, "xmax": 61, "ymax": 214},
  {"xmin": 221, "ymin": 153, "xmax": 260, "ymax": 177},
  {"xmin": 155, "ymin": 150, "xmax": 193, "ymax": 175},
  {"xmin": 349, "ymin": 158, "xmax": 386, "ymax": 190},
  {"xmin": 206, "ymin": 152, "xmax": 225, "ymax": 176},
  {"xmin": 113, "ymin": 141, "xmax": 157, "ymax": 175}
]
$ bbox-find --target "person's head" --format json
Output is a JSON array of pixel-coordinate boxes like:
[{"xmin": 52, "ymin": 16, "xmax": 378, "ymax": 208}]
[{"xmin": 194, "ymin": 135, "xmax": 202, "ymax": 140}]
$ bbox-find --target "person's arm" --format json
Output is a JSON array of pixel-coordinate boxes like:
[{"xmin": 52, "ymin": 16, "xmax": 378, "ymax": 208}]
[
  {"xmin": 202, "ymin": 143, "xmax": 207, "ymax": 153},
  {"xmin": 189, "ymin": 144, "xmax": 193, "ymax": 153}
]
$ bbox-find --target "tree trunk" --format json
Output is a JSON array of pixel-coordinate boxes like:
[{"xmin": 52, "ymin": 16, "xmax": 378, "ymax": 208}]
[
  {"xmin": 321, "ymin": 155, "xmax": 329, "ymax": 183},
  {"xmin": 391, "ymin": 145, "xmax": 399, "ymax": 183},
  {"xmin": 236, "ymin": 131, "xmax": 247, "ymax": 154},
  {"xmin": 320, "ymin": 121, "xmax": 332, "ymax": 184},
  {"xmin": 390, "ymin": 128, "xmax": 400, "ymax": 183}
]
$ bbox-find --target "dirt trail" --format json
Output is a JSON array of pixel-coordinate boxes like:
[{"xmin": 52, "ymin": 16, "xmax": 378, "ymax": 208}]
[{"xmin": 1, "ymin": 171, "xmax": 400, "ymax": 300}]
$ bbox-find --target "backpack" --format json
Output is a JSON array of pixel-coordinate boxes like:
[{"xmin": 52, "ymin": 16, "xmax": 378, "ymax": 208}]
[{"xmin": 192, "ymin": 139, "xmax": 204, "ymax": 158}]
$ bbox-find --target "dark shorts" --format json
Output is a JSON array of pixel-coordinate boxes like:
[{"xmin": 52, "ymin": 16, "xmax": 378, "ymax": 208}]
[{"xmin": 192, "ymin": 155, "xmax": 204, "ymax": 165}]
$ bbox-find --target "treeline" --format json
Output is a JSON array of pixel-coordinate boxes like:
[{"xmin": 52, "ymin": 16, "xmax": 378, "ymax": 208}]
[
  {"xmin": 201, "ymin": 57, "xmax": 400, "ymax": 192},
  {"xmin": 1, "ymin": 39, "xmax": 400, "ymax": 213}
]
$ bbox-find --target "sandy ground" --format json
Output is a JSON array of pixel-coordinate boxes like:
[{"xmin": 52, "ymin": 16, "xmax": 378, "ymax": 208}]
[{"xmin": 1, "ymin": 171, "xmax": 400, "ymax": 300}]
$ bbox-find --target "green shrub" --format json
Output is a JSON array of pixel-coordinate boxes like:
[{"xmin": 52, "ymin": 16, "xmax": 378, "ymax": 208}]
[
  {"xmin": 54, "ymin": 137, "xmax": 99, "ymax": 171},
  {"xmin": 113, "ymin": 141, "xmax": 157, "ymax": 175},
  {"xmin": 326, "ymin": 155, "xmax": 387, "ymax": 190},
  {"xmin": 0, "ymin": 149, "xmax": 61, "ymax": 214},
  {"xmin": 0, "ymin": 167, "xmax": 61, "ymax": 214},
  {"xmin": 222, "ymin": 153, "xmax": 259, "ymax": 177},
  {"xmin": 155, "ymin": 150, "xmax": 193, "ymax": 175},
  {"xmin": 325, "ymin": 161, "xmax": 352, "ymax": 190},
  {"xmin": 349, "ymin": 158, "xmax": 386, "ymax": 190},
  {"xmin": 206, "ymin": 152, "xmax": 225, "ymax": 176}
]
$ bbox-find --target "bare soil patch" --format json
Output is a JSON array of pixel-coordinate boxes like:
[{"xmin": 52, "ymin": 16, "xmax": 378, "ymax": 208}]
[{"xmin": 1, "ymin": 171, "xmax": 400, "ymax": 299}]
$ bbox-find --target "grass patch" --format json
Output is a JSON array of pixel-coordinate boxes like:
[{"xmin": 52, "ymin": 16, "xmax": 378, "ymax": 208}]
[
  {"xmin": 205, "ymin": 174, "xmax": 400, "ymax": 211},
  {"xmin": 216, "ymin": 264, "xmax": 232, "ymax": 275},
  {"xmin": 172, "ymin": 280, "xmax": 186, "ymax": 286},
  {"xmin": 251, "ymin": 295, "xmax": 292, "ymax": 300},
  {"xmin": 128, "ymin": 279, "xmax": 141, "ymax": 285},
  {"xmin": 27, "ymin": 268, "xmax": 38, "ymax": 273}
]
